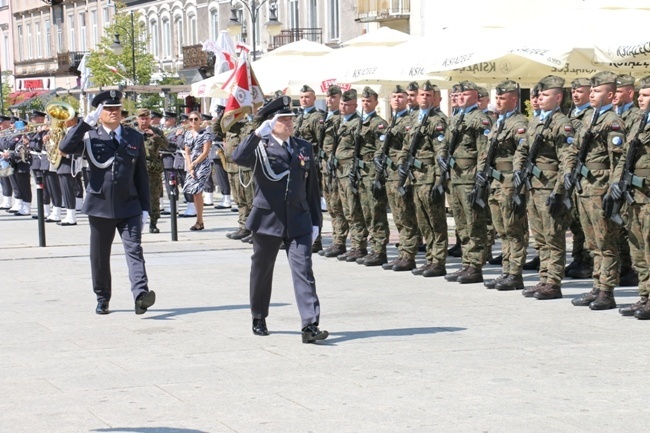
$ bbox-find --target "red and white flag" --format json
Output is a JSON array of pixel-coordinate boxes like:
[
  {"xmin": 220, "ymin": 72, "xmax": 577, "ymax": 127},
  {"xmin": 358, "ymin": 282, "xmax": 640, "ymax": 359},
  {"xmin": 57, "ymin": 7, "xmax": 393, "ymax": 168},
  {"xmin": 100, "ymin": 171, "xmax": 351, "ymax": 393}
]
[{"xmin": 220, "ymin": 50, "xmax": 264, "ymax": 133}]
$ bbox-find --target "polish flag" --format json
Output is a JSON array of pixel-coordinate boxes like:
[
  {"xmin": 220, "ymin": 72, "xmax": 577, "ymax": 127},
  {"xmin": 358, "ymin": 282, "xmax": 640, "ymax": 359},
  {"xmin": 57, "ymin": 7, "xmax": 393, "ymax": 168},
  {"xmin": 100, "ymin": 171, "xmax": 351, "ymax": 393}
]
[{"xmin": 220, "ymin": 50, "xmax": 264, "ymax": 133}]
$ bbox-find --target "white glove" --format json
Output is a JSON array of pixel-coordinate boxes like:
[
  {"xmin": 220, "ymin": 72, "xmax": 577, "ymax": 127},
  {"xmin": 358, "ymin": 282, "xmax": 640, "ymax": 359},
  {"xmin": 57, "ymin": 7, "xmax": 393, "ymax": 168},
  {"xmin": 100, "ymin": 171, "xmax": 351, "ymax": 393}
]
[
  {"xmin": 84, "ymin": 103, "xmax": 104, "ymax": 127},
  {"xmin": 312, "ymin": 226, "xmax": 319, "ymax": 243},
  {"xmin": 141, "ymin": 210, "xmax": 149, "ymax": 227},
  {"xmin": 255, "ymin": 114, "xmax": 279, "ymax": 137}
]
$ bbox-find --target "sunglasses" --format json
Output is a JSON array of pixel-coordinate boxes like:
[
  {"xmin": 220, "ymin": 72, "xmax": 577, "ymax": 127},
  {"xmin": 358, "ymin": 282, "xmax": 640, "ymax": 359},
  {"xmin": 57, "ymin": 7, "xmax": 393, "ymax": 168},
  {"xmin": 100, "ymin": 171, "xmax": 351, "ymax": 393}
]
[{"xmin": 189, "ymin": 117, "xmax": 200, "ymax": 121}]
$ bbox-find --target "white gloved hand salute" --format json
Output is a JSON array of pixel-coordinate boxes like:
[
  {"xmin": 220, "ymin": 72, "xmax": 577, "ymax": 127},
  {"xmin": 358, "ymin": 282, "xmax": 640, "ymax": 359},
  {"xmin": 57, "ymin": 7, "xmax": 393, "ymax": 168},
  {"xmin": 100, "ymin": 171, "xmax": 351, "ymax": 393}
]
[
  {"xmin": 84, "ymin": 103, "xmax": 104, "ymax": 127},
  {"xmin": 312, "ymin": 226, "xmax": 319, "ymax": 243},
  {"xmin": 255, "ymin": 114, "xmax": 280, "ymax": 138}
]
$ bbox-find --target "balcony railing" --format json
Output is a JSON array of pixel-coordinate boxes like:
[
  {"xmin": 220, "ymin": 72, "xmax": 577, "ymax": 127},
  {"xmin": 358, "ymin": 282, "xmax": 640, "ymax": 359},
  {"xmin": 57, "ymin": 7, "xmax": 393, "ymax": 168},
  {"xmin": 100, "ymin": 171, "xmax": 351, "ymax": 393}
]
[
  {"xmin": 269, "ymin": 28, "xmax": 322, "ymax": 51},
  {"xmin": 182, "ymin": 44, "xmax": 216, "ymax": 69},
  {"xmin": 356, "ymin": 0, "xmax": 410, "ymax": 22},
  {"xmin": 57, "ymin": 51, "xmax": 87, "ymax": 76}
]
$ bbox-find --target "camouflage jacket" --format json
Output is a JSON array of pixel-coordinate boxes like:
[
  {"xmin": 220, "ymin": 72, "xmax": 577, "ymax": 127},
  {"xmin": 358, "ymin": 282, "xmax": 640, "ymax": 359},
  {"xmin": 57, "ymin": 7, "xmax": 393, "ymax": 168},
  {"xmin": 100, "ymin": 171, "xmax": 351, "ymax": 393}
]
[
  {"xmin": 399, "ymin": 108, "xmax": 448, "ymax": 185},
  {"xmin": 224, "ymin": 121, "xmax": 251, "ymax": 173},
  {"xmin": 334, "ymin": 112, "xmax": 362, "ymax": 178},
  {"xmin": 447, "ymin": 106, "xmax": 492, "ymax": 185},
  {"xmin": 358, "ymin": 112, "xmax": 388, "ymax": 178},
  {"xmin": 139, "ymin": 126, "xmax": 168, "ymax": 172},
  {"xmin": 479, "ymin": 112, "xmax": 529, "ymax": 190},
  {"xmin": 376, "ymin": 111, "xmax": 412, "ymax": 182},
  {"xmin": 574, "ymin": 108, "xmax": 626, "ymax": 197},
  {"xmin": 569, "ymin": 106, "xmax": 594, "ymax": 134},
  {"xmin": 612, "ymin": 116, "xmax": 650, "ymax": 204},
  {"xmin": 514, "ymin": 110, "xmax": 576, "ymax": 194},
  {"xmin": 320, "ymin": 111, "xmax": 342, "ymax": 172},
  {"xmin": 619, "ymin": 105, "xmax": 642, "ymax": 132},
  {"xmin": 294, "ymin": 108, "xmax": 324, "ymax": 146}
]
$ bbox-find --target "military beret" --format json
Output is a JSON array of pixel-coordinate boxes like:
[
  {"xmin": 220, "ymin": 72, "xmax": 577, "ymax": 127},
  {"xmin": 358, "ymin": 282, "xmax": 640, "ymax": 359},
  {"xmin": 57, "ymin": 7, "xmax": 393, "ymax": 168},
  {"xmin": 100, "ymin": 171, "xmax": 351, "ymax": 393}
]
[
  {"xmin": 477, "ymin": 87, "xmax": 489, "ymax": 98},
  {"xmin": 571, "ymin": 78, "xmax": 591, "ymax": 89},
  {"xmin": 495, "ymin": 80, "xmax": 519, "ymax": 95},
  {"xmin": 272, "ymin": 90, "xmax": 285, "ymax": 98},
  {"xmin": 616, "ymin": 74, "xmax": 636, "ymax": 87},
  {"xmin": 30, "ymin": 110, "xmax": 47, "ymax": 118},
  {"xmin": 163, "ymin": 111, "xmax": 177, "ymax": 119},
  {"xmin": 10, "ymin": 116, "xmax": 20, "ymax": 122},
  {"xmin": 201, "ymin": 113, "xmax": 213, "ymax": 121},
  {"xmin": 151, "ymin": 111, "xmax": 163, "ymax": 119},
  {"xmin": 591, "ymin": 71, "xmax": 618, "ymax": 87},
  {"xmin": 451, "ymin": 84, "xmax": 461, "ymax": 93},
  {"xmin": 0, "ymin": 115, "xmax": 10, "ymax": 122},
  {"xmin": 257, "ymin": 95, "xmax": 295, "ymax": 121},
  {"xmin": 326, "ymin": 85, "xmax": 342, "ymax": 96},
  {"xmin": 406, "ymin": 81, "xmax": 419, "ymax": 92},
  {"xmin": 420, "ymin": 80, "xmax": 440, "ymax": 92},
  {"xmin": 91, "ymin": 89, "xmax": 123, "ymax": 108},
  {"xmin": 300, "ymin": 84, "xmax": 315, "ymax": 93},
  {"xmin": 531, "ymin": 84, "xmax": 540, "ymax": 97},
  {"xmin": 537, "ymin": 75, "xmax": 565, "ymax": 91},
  {"xmin": 392, "ymin": 84, "xmax": 407, "ymax": 95},
  {"xmin": 361, "ymin": 86, "xmax": 378, "ymax": 98},
  {"xmin": 180, "ymin": 113, "xmax": 189, "ymax": 121},
  {"xmin": 342, "ymin": 89, "xmax": 357, "ymax": 102},
  {"xmin": 136, "ymin": 108, "xmax": 151, "ymax": 117},
  {"xmin": 638, "ymin": 76, "xmax": 650, "ymax": 89},
  {"xmin": 121, "ymin": 110, "xmax": 129, "ymax": 118}
]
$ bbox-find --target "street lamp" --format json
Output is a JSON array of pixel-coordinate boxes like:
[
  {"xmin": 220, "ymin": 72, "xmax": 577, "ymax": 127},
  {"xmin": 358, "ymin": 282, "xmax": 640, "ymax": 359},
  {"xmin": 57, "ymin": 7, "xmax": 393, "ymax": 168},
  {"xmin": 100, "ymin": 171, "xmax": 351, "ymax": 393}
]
[
  {"xmin": 109, "ymin": 10, "xmax": 137, "ymax": 87},
  {"xmin": 227, "ymin": 0, "xmax": 283, "ymax": 61}
]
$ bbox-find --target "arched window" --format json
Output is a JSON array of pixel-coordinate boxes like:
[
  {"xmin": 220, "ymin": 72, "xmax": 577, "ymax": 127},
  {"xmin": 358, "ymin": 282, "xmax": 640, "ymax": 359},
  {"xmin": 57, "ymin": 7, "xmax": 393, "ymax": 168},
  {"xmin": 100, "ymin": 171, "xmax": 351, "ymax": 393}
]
[
  {"xmin": 162, "ymin": 17, "xmax": 171, "ymax": 59},
  {"xmin": 210, "ymin": 9, "xmax": 219, "ymax": 41},
  {"xmin": 188, "ymin": 13, "xmax": 197, "ymax": 45},
  {"xmin": 174, "ymin": 16, "xmax": 183, "ymax": 57},
  {"xmin": 150, "ymin": 19, "xmax": 159, "ymax": 57}
]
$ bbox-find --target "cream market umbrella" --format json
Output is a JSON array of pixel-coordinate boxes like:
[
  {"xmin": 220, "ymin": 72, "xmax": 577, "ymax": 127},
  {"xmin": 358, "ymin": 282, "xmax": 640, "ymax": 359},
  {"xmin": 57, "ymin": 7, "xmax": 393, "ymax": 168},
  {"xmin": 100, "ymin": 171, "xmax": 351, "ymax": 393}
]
[{"xmin": 341, "ymin": 26, "xmax": 411, "ymax": 47}]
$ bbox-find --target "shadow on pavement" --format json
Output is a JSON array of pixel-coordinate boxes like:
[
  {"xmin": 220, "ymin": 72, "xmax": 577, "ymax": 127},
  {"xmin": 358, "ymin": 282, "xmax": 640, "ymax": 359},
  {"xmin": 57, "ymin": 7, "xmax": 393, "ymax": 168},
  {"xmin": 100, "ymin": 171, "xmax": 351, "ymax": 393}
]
[
  {"xmin": 136, "ymin": 303, "xmax": 291, "ymax": 320},
  {"xmin": 92, "ymin": 428, "xmax": 209, "ymax": 433},
  {"xmin": 271, "ymin": 326, "xmax": 465, "ymax": 345}
]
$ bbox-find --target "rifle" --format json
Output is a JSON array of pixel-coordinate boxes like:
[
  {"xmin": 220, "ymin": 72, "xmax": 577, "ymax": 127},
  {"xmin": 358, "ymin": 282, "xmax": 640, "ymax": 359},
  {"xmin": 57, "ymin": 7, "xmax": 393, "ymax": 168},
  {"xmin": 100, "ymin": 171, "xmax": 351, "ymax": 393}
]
[
  {"xmin": 326, "ymin": 121, "xmax": 340, "ymax": 193},
  {"xmin": 606, "ymin": 108, "xmax": 650, "ymax": 225},
  {"xmin": 397, "ymin": 110, "xmax": 431, "ymax": 196},
  {"xmin": 512, "ymin": 113, "xmax": 554, "ymax": 207},
  {"xmin": 470, "ymin": 118, "xmax": 506, "ymax": 209},
  {"xmin": 372, "ymin": 114, "xmax": 398, "ymax": 193},
  {"xmin": 437, "ymin": 111, "xmax": 465, "ymax": 196},
  {"xmin": 562, "ymin": 105, "xmax": 602, "ymax": 210},
  {"xmin": 349, "ymin": 117, "xmax": 364, "ymax": 195},
  {"xmin": 317, "ymin": 117, "xmax": 326, "ymax": 164}
]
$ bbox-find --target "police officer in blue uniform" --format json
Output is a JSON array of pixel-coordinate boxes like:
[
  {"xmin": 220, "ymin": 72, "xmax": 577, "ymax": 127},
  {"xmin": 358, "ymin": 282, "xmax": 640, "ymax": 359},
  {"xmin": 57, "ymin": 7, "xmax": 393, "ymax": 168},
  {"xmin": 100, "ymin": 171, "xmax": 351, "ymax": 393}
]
[
  {"xmin": 232, "ymin": 96, "xmax": 328, "ymax": 344},
  {"xmin": 59, "ymin": 90, "xmax": 156, "ymax": 315}
]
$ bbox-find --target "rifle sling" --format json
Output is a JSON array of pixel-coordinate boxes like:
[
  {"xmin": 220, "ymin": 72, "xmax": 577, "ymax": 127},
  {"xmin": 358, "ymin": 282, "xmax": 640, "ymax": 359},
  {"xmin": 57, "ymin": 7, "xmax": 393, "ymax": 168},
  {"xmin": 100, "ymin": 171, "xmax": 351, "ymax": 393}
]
[
  {"xmin": 634, "ymin": 168, "xmax": 650, "ymax": 177},
  {"xmin": 585, "ymin": 162, "xmax": 610, "ymax": 170},
  {"xmin": 535, "ymin": 162, "xmax": 559, "ymax": 171}
]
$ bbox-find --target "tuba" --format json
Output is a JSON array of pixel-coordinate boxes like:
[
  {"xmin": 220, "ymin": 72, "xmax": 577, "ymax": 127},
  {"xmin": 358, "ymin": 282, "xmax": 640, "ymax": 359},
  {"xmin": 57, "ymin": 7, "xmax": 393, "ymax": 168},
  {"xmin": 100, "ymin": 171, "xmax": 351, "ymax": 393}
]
[{"xmin": 45, "ymin": 101, "xmax": 75, "ymax": 168}]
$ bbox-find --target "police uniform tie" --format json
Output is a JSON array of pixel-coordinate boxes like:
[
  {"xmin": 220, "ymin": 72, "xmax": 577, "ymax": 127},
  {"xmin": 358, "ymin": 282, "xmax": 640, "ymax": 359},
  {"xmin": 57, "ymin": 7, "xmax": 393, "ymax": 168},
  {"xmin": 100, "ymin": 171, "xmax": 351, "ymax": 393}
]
[
  {"xmin": 283, "ymin": 141, "xmax": 292, "ymax": 156},
  {"xmin": 109, "ymin": 130, "xmax": 119, "ymax": 148}
]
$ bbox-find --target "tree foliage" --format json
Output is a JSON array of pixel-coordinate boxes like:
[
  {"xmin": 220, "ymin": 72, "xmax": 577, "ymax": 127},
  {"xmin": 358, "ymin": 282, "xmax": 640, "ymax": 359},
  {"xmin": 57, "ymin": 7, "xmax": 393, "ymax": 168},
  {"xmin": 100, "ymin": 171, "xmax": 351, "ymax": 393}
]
[
  {"xmin": 86, "ymin": 2, "xmax": 155, "ymax": 87},
  {"xmin": 1, "ymin": 70, "xmax": 12, "ymax": 116},
  {"xmin": 139, "ymin": 74, "xmax": 186, "ymax": 112}
]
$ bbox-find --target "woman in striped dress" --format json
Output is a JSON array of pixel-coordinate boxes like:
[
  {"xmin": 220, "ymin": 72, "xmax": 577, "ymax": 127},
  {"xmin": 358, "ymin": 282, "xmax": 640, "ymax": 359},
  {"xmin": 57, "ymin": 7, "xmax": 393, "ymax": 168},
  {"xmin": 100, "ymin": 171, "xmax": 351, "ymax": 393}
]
[{"xmin": 183, "ymin": 111, "xmax": 212, "ymax": 230}]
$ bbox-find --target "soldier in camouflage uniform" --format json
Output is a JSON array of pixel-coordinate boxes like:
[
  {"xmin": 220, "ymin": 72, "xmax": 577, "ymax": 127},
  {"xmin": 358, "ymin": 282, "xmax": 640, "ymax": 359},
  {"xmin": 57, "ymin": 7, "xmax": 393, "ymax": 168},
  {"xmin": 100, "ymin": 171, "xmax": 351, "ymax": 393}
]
[
  {"xmin": 613, "ymin": 74, "xmax": 641, "ymax": 287},
  {"xmin": 570, "ymin": 71, "xmax": 627, "ymax": 310},
  {"xmin": 334, "ymin": 89, "xmax": 367, "ymax": 262},
  {"xmin": 376, "ymin": 85, "xmax": 419, "ymax": 272},
  {"xmin": 406, "ymin": 81, "xmax": 420, "ymax": 117},
  {"xmin": 294, "ymin": 85, "xmax": 326, "ymax": 252},
  {"xmin": 320, "ymin": 85, "xmax": 349, "ymax": 258},
  {"xmin": 611, "ymin": 75, "xmax": 650, "ymax": 319},
  {"xmin": 442, "ymin": 81, "xmax": 492, "ymax": 284},
  {"xmin": 224, "ymin": 119, "xmax": 254, "ymax": 241},
  {"xmin": 564, "ymin": 78, "xmax": 594, "ymax": 279},
  {"xmin": 514, "ymin": 75, "xmax": 576, "ymax": 300},
  {"xmin": 397, "ymin": 81, "xmax": 448, "ymax": 276},
  {"xmin": 352, "ymin": 87, "xmax": 390, "ymax": 266},
  {"xmin": 448, "ymin": 83, "xmax": 464, "ymax": 259},
  {"xmin": 481, "ymin": 80, "xmax": 529, "ymax": 291},
  {"xmin": 136, "ymin": 108, "xmax": 169, "ymax": 234}
]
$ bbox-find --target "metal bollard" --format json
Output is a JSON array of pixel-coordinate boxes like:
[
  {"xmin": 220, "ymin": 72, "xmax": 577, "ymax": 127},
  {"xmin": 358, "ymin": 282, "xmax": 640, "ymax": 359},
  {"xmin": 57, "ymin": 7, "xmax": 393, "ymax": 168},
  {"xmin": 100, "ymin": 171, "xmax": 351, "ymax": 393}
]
[
  {"xmin": 169, "ymin": 171, "xmax": 178, "ymax": 241},
  {"xmin": 35, "ymin": 175, "xmax": 46, "ymax": 247}
]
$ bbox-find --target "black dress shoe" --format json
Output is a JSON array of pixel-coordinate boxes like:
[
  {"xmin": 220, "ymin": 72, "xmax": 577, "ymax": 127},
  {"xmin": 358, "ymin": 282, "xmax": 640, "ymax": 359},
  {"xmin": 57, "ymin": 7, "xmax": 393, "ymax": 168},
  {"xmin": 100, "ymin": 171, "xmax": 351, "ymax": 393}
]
[
  {"xmin": 95, "ymin": 300, "xmax": 109, "ymax": 315},
  {"xmin": 488, "ymin": 254, "xmax": 503, "ymax": 265},
  {"xmin": 57, "ymin": 221, "xmax": 77, "ymax": 226},
  {"xmin": 149, "ymin": 224, "xmax": 160, "ymax": 233},
  {"xmin": 135, "ymin": 290, "xmax": 156, "ymax": 315},
  {"xmin": 523, "ymin": 255, "xmax": 540, "ymax": 271},
  {"xmin": 301, "ymin": 324, "xmax": 329, "ymax": 343},
  {"xmin": 252, "ymin": 318, "xmax": 269, "ymax": 336}
]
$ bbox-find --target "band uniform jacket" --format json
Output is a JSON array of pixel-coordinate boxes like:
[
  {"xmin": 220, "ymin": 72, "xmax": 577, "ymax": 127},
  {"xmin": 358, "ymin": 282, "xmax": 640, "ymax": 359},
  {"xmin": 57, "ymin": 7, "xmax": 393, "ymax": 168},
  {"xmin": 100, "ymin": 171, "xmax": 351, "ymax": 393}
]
[
  {"xmin": 59, "ymin": 121, "xmax": 151, "ymax": 219},
  {"xmin": 232, "ymin": 133, "xmax": 322, "ymax": 239}
]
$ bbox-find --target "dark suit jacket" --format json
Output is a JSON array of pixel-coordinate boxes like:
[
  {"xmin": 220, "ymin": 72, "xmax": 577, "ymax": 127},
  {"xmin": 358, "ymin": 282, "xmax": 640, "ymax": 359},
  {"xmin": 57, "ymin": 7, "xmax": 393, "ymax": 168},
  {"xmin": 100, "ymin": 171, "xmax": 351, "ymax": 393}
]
[
  {"xmin": 233, "ymin": 133, "xmax": 321, "ymax": 239},
  {"xmin": 59, "ymin": 121, "xmax": 150, "ymax": 219}
]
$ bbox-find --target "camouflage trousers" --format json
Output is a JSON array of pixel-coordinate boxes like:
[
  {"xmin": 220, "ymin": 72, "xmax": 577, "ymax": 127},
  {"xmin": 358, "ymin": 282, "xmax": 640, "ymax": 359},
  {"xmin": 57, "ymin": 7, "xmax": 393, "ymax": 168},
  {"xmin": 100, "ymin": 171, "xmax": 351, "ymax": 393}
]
[
  {"xmin": 322, "ymin": 173, "xmax": 349, "ymax": 246},
  {"xmin": 450, "ymin": 183, "xmax": 488, "ymax": 269},
  {"xmin": 488, "ymin": 186, "xmax": 527, "ymax": 276},
  {"xmin": 627, "ymin": 203, "xmax": 650, "ymax": 296},
  {"xmin": 358, "ymin": 171, "xmax": 390, "ymax": 255},
  {"xmin": 148, "ymin": 170, "xmax": 163, "ymax": 225},
  {"xmin": 578, "ymin": 195, "xmax": 619, "ymax": 292},
  {"xmin": 413, "ymin": 183, "xmax": 448, "ymax": 264},
  {"xmin": 527, "ymin": 189, "xmax": 570, "ymax": 286},
  {"xmin": 229, "ymin": 170, "xmax": 253, "ymax": 229},
  {"xmin": 338, "ymin": 170, "xmax": 367, "ymax": 250},
  {"xmin": 569, "ymin": 191, "xmax": 591, "ymax": 264},
  {"xmin": 386, "ymin": 180, "xmax": 418, "ymax": 260}
]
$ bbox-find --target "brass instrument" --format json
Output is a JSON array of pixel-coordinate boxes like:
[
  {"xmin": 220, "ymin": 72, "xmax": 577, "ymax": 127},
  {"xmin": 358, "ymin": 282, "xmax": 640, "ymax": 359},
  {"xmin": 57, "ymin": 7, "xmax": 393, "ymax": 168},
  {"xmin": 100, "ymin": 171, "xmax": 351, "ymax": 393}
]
[{"xmin": 45, "ymin": 101, "xmax": 75, "ymax": 168}]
